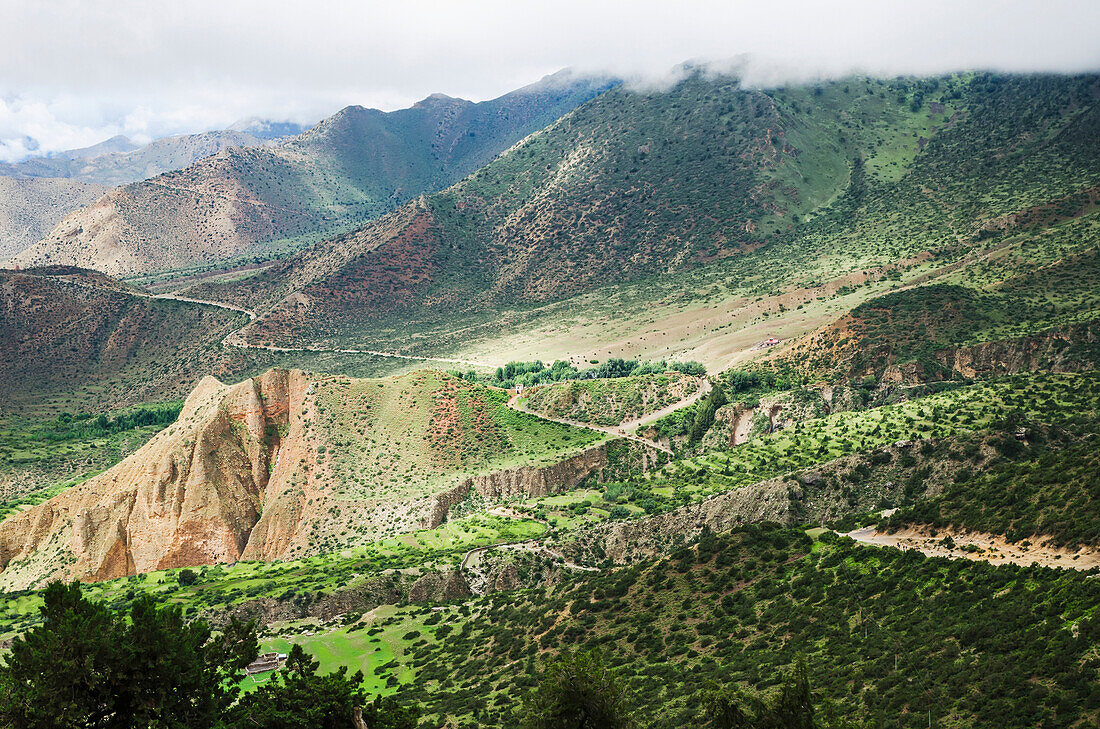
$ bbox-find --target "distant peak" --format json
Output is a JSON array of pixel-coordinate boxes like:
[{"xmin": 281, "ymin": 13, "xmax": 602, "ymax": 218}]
[
  {"xmin": 226, "ymin": 117, "xmax": 309, "ymax": 140},
  {"xmin": 413, "ymin": 92, "xmax": 471, "ymax": 108}
]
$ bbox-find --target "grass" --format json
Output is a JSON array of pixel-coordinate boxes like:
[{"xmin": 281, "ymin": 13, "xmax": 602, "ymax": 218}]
[
  {"xmin": 0, "ymin": 513, "xmax": 544, "ymax": 644},
  {"xmin": 242, "ymin": 603, "xmax": 442, "ymax": 695},
  {"xmin": 0, "ymin": 400, "xmax": 183, "ymax": 513},
  {"xmin": 313, "ymin": 370, "xmax": 605, "ymax": 504},
  {"xmin": 883, "ymin": 437, "xmax": 1100, "ymax": 547},
  {"xmin": 654, "ymin": 372, "xmax": 1100, "ymax": 502},
  {"xmin": 519, "ymin": 373, "xmax": 696, "ymax": 427}
]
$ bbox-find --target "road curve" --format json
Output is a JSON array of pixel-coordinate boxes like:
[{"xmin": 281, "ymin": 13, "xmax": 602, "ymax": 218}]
[
  {"xmin": 137, "ymin": 288, "xmax": 705, "ymax": 448},
  {"xmin": 141, "ymin": 290, "xmax": 493, "ymax": 368},
  {"xmin": 460, "ymin": 513, "xmax": 599, "ymax": 594},
  {"xmin": 505, "ymin": 377, "xmax": 713, "ymax": 456}
]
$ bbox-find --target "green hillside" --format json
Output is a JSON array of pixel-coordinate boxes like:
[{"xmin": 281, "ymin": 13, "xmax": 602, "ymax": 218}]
[
  {"xmin": 519, "ymin": 373, "xmax": 698, "ymax": 427},
  {"xmin": 392, "ymin": 525, "xmax": 1100, "ymax": 728},
  {"xmin": 190, "ymin": 72, "xmax": 1100, "ymax": 365},
  {"xmin": 3, "ymin": 69, "xmax": 1100, "ymax": 729},
  {"xmin": 310, "ymin": 370, "xmax": 605, "ymax": 501},
  {"xmin": 883, "ymin": 437, "xmax": 1100, "ymax": 547}
]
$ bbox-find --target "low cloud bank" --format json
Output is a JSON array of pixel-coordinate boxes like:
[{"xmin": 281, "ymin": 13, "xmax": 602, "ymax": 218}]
[{"xmin": 1, "ymin": 0, "xmax": 1097, "ymax": 162}]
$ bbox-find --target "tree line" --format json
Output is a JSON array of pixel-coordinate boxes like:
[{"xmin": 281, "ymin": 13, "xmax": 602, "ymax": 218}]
[{"xmin": 0, "ymin": 582, "xmax": 417, "ymax": 729}]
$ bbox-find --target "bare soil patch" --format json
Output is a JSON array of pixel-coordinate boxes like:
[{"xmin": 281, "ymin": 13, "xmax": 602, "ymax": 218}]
[{"xmin": 845, "ymin": 525, "xmax": 1100, "ymax": 571}]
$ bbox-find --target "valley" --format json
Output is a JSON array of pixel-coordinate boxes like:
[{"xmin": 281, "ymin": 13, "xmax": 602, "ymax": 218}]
[{"xmin": 0, "ymin": 67, "xmax": 1098, "ymax": 728}]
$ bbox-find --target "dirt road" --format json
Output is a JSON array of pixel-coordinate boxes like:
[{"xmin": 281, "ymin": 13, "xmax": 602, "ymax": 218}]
[
  {"xmin": 460, "ymin": 510, "xmax": 598, "ymax": 594},
  {"xmin": 139, "ymin": 288, "xmax": 702, "ymax": 451},
  {"xmin": 844, "ymin": 525, "xmax": 1100, "ymax": 571},
  {"xmin": 504, "ymin": 375, "xmax": 712, "ymax": 455},
  {"xmin": 141, "ymin": 291, "xmax": 493, "ymax": 367}
]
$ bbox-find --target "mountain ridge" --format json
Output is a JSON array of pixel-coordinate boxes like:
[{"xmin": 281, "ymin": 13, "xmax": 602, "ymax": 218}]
[{"xmin": 11, "ymin": 72, "xmax": 615, "ymax": 275}]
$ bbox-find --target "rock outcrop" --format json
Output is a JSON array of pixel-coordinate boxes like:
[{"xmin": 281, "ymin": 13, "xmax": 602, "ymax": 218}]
[
  {"xmin": 0, "ymin": 367, "xmax": 610, "ymax": 589},
  {"xmin": 422, "ymin": 441, "xmax": 650, "ymax": 529},
  {"xmin": 213, "ymin": 568, "xmax": 471, "ymax": 628},
  {"xmin": 0, "ymin": 371, "xmax": 296, "ymax": 589},
  {"xmin": 568, "ymin": 479, "xmax": 794, "ymax": 564}
]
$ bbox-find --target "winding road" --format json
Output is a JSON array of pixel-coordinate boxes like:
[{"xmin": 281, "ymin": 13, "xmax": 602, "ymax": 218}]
[
  {"xmin": 460, "ymin": 509, "xmax": 599, "ymax": 594},
  {"xmin": 140, "ymin": 291, "xmax": 493, "ymax": 367},
  {"xmin": 141, "ymin": 287, "xmax": 701, "ymax": 453}
]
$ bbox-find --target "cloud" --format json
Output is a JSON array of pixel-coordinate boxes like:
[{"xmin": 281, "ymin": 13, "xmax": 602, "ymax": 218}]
[{"xmin": 0, "ymin": 0, "xmax": 1097, "ymax": 161}]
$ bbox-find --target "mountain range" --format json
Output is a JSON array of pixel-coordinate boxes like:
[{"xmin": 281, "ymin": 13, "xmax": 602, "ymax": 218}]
[
  {"xmin": 9, "ymin": 71, "xmax": 613, "ymax": 275},
  {"xmin": 0, "ymin": 119, "xmax": 307, "ymax": 260}
]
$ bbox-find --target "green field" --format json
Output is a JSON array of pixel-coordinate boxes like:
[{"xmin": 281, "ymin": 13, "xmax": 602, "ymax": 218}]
[{"xmin": 0, "ymin": 513, "xmax": 545, "ymax": 644}]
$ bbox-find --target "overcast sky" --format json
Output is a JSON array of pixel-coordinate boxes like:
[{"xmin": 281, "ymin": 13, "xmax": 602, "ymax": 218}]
[{"xmin": 1, "ymin": 0, "xmax": 1098, "ymax": 162}]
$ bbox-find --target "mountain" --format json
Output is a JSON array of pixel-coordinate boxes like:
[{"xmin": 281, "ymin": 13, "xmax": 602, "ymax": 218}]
[
  {"xmin": 45, "ymin": 134, "xmax": 139, "ymax": 161},
  {"xmin": 1, "ymin": 69, "xmax": 1100, "ymax": 728},
  {"xmin": 227, "ymin": 117, "xmax": 308, "ymax": 140},
  {"xmin": 187, "ymin": 72, "xmax": 1100, "ymax": 360},
  {"xmin": 11, "ymin": 71, "xmax": 614, "ymax": 275},
  {"xmin": 0, "ymin": 266, "xmax": 245, "ymax": 408},
  {"xmin": 0, "ymin": 122, "xmax": 308, "ymax": 262},
  {"xmin": 0, "ymin": 123, "xmax": 306, "ymax": 186}
]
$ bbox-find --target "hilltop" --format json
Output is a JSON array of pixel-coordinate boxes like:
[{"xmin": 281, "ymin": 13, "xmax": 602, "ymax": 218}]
[
  {"xmin": 0, "ymin": 122, "xmax": 305, "ymax": 187},
  {"xmin": 0, "ymin": 368, "xmax": 608, "ymax": 589}
]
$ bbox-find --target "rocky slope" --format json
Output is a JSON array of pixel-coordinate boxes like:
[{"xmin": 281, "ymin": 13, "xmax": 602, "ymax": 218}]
[
  {"xmin": 0, "ymin": 177, "xmax": 110, "ymax": 259},
  {"xmin": 0, "ymin": 368, "xmax": 605, "ymax": 589},
  {"xmin": 0, "ymin": 125, "xmax": 306, "ymax": 262},
  {"xmin": 0, "ymin": 266, "xmax": 245, "ymax": 408},
  {"xmin": 12, "ymin": 72, "xmax": 611, "ymax": 275},
  {"xmin": 772, "ymin": 288, "xmax": 1099, "ymax": 386}
]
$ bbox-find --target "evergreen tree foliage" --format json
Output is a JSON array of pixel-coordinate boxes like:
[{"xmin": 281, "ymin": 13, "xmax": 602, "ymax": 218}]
[
  {"xmin": 689, "ymin": 384, "xmax": 728, "ymax": 444},
  {"xmin": 0, "ymin": 583, "xmax": 418, "ymax": 729},
  {"xmin": 521, "ymin": 649, "xmax": 635, "ymax": 729},
  {"xmin": 0, "ymin": 581, "xmax": 257, "ymax": 729}
]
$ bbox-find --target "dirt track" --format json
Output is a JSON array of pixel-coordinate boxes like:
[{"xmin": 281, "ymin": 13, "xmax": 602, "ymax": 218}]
[
  {"xmin": 143, "ymin": 291, "xmax": 493, "ymax": 367},
  {"xmin": 460, "ymin": 509, "xmax": 598, "ymax": 595},
  {"xmin": 504, "ymin": 378, "xmax": 714, "ymax": 456},
  {"xmin": 142, "ymin": 289, "xmax": 701, "ymax": 453},
  {"xmin": 845, "ymin": 525, "xmax": 1100, "ymax": 571}
]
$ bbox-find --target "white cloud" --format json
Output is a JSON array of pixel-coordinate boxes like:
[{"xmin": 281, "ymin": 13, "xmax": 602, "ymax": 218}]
[{"xmin": 0, "ymin": 0, "xmax": 1097, "ymax": 161}]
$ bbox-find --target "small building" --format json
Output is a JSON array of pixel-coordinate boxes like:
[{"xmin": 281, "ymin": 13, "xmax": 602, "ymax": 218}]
[
  {"xmin": 245, "ymin": 652, "xmax": 286, "ymax": 675},
  {"xmin": 763, "ymin": 337, "xmax": 781, "ymax": 347}
]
